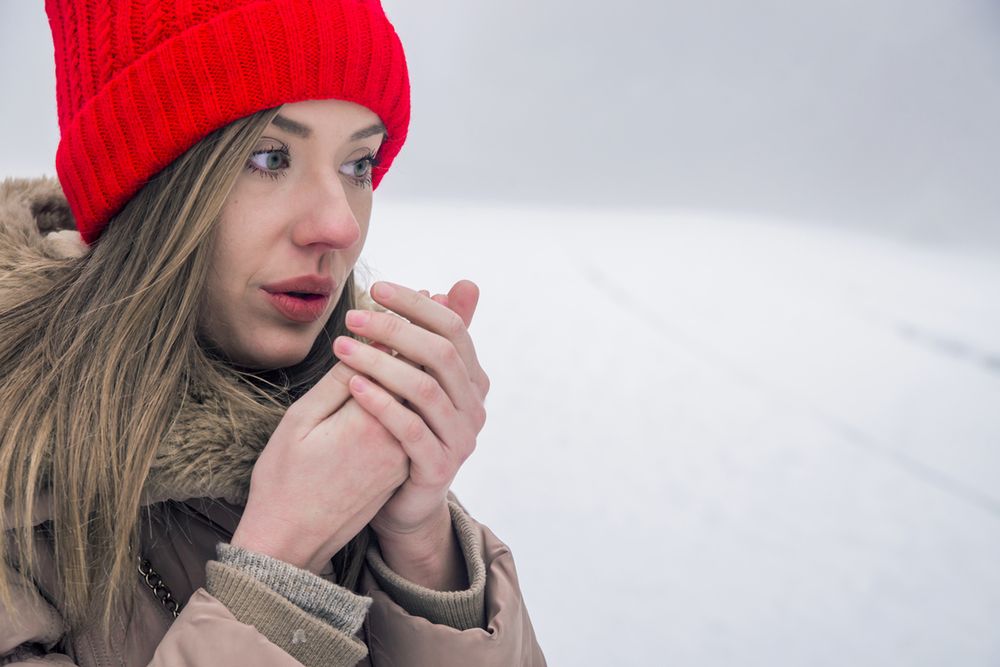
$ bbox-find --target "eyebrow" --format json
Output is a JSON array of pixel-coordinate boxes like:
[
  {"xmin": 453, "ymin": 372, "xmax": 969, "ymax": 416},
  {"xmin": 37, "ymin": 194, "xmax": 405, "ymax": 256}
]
[
  {"xmin": 271, "ymin": 114, "xmax": 387, "ymax": 141},
  {"xmin": 272, "ymin": 114, "xmax": 311, "ymax": 137},
  {"xmin": 350, "ymin": 122, "xmax": 388, "ymax": 141}
]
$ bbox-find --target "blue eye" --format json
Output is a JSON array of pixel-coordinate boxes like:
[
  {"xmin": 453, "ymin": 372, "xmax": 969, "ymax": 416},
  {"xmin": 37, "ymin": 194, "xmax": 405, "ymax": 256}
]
[
  {"xmin": 246, "ymin": 143, "xmax": 290, "ymax": 180},
  {"xmin": 340, "ymin": 151, "xmax": 381, "ymax": 189}
]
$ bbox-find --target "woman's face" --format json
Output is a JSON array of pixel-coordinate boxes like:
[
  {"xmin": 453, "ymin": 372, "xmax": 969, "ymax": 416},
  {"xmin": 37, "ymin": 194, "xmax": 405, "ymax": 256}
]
[{"xmin": 201, "ymin": 98, "xmax": 386, "ymax": 369}]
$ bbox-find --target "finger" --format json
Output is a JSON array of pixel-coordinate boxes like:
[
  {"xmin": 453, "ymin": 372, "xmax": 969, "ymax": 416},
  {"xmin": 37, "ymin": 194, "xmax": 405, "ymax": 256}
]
[
  {"xmin": 342, "ymin": 310, "xmax": 483, "ymax": 414},
  {"xmin": 334, "ymin": 335, "xmax": 482, "ymax": 443},
  {"xmin": 442, "ymin": 281, "xmax": 488, "ymax": 397},
  {"xmin": 446, "ymin": 280, "xmax": 480, "ymax": 329},
  {"xmin": 371, "ymin": 320, "xmax": 422, "ymax": 373},
  {"xmin": 432, "ymin": 294, "xmax": 449, "ymax": 307},
  {"xmin": 348, "ymin": 375, "xmax": 466, "ymax": 488},
  {"xmin": 362, "ymin": 341, "xmax": 406, "ymax": 403},
  {"xmin": 367, "ymin": 281, "xmax": 488, "ymax": 397},
  {"xmin": 286, "ymin": 357, "xmax": 356, "ymax": 429}
]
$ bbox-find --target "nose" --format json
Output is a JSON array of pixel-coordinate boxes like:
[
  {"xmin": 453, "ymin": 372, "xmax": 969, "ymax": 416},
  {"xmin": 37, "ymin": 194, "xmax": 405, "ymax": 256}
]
[{"xmin": 289, "ymin": 175, "xmax": 362, "ymax": 251}]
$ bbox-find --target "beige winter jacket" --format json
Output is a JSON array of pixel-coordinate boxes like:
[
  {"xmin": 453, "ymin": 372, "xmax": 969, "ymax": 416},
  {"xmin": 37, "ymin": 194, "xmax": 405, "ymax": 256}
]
[{"xmin": 0, "ymin": 176, "xmax": 546, "ymax": 666}]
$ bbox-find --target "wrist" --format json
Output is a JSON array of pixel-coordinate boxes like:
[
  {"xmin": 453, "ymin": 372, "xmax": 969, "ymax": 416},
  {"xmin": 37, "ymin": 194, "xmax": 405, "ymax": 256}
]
[
  {"xmin": 373, "ymin": 503, "xmax": 466, "ymax": 590},
  {"xmin": 373, "ymin": 502, "xmax": 450, "ymax": 559},
  {"xmin": 231, "ymin": 522, "xmax": 327, "ymax": 575}
]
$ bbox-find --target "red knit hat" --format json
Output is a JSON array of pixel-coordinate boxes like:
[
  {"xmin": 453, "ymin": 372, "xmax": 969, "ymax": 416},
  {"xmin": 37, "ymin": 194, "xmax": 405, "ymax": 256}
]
[{"xmin": 45, "ymin": 0, "xmax": 410, "ymax": 244}]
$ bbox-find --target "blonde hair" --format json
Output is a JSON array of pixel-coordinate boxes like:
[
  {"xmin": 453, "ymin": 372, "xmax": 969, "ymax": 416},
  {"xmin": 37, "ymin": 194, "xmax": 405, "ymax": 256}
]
[{"xmin": 0, "ymin": 106, "xmax": 366, "ymax": 633}]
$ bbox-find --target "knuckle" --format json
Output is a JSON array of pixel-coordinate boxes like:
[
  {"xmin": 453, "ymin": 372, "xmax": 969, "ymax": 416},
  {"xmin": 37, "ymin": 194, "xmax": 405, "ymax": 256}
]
[
  {"xmin": 479, "ymin": 372, "xmax": 491, "ymax": 396},
  {"xmin": 458, "ymin": 427, "xmax": 478, "ymax": 458},
  {"xmin": 435, "ymin": 339, "xmax": 460, "ymax": 367},
  {"xmin": 372, "ymin": 385, "xmax": 396, "ymax": 411},
  {"xmin": 442, "ymin": 311, "xmax": 466, "ymax": 338},
  {"xmin": 406, "ymin": 289, "xmax": 425, "ymax": 311},
  {"xmin": 402, "ymin": 414, "xmax": 426, "ymax": 444},
  {"xmin": 330, "ymin": 362, "xmax": 356, "ymax": 386},
  {"xmin": 458, "ymin": 443, "xmax": 475, "ymax": 465},
  {"xmin": 382, "ymin": 313, "xmax": 405, "ymax": 337},
  {"xmin": 415, "ymin": 375, "xmax": 442, "ymax": 404},
  {"xmin": 363, "ymin": 344, "xmax": 383, "ymax": 371},
  {"xmin": 426, "ymin": 458, "xmax": 453, "ymax": 487},
  {"xmin": 471, "ymin": 403, "xmax": 487, "ymax": 431}
]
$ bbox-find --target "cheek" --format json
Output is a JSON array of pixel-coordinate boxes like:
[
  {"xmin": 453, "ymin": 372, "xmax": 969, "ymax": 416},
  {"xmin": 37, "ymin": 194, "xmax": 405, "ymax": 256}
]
[
  {"xmin": 204, "ymin": 236, "xmax": 241, "ymax": 312},
  {"xmin": 351, "ymin": 191, "xmax": 372, "ymax": 254},
  {"xmin": 348, "ymin": 187, "xmax": 373, "ymax": 232},
  {"xmin": 200, "ymin": 210, "xmax": 253, "ymax": 343},
  {"xmin": 198, "ymin": 266, "xmax": 237, "ymax": 348}
]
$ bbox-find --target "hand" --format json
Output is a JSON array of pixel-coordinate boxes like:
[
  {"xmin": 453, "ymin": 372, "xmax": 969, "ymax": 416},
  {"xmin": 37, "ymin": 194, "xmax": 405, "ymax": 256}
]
[
  {"xmin": 231, "ymin": 361, "xmax": 409, "ymax": 575},
  {"xmin": 335, "ymin": 280, "xmax": 489, "ymax": 577}
]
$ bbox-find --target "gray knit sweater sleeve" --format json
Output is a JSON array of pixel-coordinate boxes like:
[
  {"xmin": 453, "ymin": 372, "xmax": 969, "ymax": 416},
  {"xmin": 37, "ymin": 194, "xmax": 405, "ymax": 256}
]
[
  {"xmin": 204, "ymin": 546, "xmax": 370, "ymax": 666},
  {"xmin": 214, "ymin": 542, "xmax": 372, "ymax": 634},
  {"xmin": 207, "ymin": 497, "xmax": 487, "ymax": 657}
]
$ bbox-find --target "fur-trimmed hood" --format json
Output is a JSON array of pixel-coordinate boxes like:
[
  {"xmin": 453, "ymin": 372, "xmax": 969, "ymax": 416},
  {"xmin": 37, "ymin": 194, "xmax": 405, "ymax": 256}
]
[{"xmin": 0, "ymin": 175, "xmax": 361, "ymax": 519}]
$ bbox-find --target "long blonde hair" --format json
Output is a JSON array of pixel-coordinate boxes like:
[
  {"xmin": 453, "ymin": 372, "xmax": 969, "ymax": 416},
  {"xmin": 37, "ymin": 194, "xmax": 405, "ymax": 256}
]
[{"xmin": 0, "ymin": 106, "xmax": 364, "ymax": 632}]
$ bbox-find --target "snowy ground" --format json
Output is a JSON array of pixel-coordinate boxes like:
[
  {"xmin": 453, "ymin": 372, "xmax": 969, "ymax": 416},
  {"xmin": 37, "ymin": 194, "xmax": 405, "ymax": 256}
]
[{"xmin": 359, "ymin": 201, "xmax": 1000, "ymax": 667}]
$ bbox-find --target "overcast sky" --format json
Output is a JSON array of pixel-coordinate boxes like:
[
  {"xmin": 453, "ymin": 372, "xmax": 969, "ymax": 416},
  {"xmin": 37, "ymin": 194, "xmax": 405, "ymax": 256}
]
[{"xmin": 3, "ymin": 0, "xmax": 999, "ymax": 249}]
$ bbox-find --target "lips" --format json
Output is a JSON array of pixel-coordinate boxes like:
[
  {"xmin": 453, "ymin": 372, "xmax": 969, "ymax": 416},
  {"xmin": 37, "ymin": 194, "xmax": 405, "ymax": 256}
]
[{"xmin": 261, "ymin": 275, "xmax": 335, "ymax": 323}]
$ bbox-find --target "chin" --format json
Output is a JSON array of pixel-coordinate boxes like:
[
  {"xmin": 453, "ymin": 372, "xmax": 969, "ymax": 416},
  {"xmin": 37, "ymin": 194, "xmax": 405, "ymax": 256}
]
[
  {"xmin": 255, "ymin": 342, "xmax": 316, "ymax": 370},
  {"xmin": 230, "ymin": 329, "xmax": 320, "ymax": 370}
]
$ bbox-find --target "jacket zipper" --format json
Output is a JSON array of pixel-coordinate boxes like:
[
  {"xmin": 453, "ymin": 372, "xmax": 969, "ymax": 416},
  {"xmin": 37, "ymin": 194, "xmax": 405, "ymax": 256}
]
[{"xmin": 84, "ymin": 633, "xmax": 115, "ymax": 667}]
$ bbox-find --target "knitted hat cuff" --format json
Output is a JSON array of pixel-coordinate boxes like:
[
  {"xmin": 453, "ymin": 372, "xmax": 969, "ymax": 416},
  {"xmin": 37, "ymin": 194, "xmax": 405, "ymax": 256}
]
[{"xmin": 50, "ymin": 0, "xmax": 409, "ymax": 244}]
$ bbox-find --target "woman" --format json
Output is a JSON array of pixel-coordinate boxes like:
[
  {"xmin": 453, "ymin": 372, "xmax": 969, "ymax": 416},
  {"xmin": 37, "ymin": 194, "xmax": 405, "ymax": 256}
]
[{"xmin": 0, "ymin": 0, "xmax": 545, "ymax": 665}]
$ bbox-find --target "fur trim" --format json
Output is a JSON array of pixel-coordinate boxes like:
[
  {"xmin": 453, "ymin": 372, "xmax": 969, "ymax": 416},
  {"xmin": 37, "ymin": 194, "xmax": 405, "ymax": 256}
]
[
  {"xmin": 0, "ymin": 176, "xmax": 377, "ymax": 517},
  {"xmin": 142, "ymin": 371, "xmax": 279, "ymax": 507},
  {"xmin": 0, "ymin": 177, "xmax": 86, "ymax": 272}
]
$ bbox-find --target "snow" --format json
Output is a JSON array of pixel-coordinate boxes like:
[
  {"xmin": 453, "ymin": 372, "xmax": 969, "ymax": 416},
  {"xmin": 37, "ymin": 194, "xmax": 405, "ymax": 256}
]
[{"xmin": 360, "ymin": 201, "xmax": 1000, "ymax": 666}]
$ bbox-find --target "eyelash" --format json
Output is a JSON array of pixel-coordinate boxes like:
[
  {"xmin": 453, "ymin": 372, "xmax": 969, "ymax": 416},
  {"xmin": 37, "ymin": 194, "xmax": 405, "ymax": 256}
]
[
  {"xmin": 350, "ymin": 150, "xmax": 380, "ymax": 189},
  {"xmin": 244, "ymin": 143, "xmax": 381, "ymax": 189}
]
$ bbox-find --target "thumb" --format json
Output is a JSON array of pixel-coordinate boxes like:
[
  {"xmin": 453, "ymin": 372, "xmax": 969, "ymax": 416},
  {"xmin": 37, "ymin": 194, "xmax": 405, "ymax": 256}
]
[
  {"xmin": 446, "ymin": 280, "xmax": 480, "ymax": 328},
  {"xmin": 292, "ymin": 359, "xmax": 356, "ymax": 427}
]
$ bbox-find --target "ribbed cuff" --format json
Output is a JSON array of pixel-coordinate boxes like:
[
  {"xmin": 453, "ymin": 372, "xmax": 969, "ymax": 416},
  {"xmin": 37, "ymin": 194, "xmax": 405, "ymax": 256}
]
[
  {"xmin": 206, "ymin": 561, "xmax": 367, "ymax": 667},
  {"xmin": 366, "ymin": 501, "xmax": 487, "ymax": 630},
  {"xmin": 216, "ymin": 542, "xmax": 371, "ymax": 635}
]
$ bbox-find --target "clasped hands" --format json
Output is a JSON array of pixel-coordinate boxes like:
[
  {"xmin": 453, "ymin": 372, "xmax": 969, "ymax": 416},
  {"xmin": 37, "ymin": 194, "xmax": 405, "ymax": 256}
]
[{"xmin": 232, "ymin": 279, "xmax": 489, "ymax": 590}]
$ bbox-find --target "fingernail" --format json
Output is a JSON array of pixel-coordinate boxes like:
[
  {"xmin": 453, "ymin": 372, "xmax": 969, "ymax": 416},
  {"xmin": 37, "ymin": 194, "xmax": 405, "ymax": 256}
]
[
  {"xmin": 334, "ymin": 337, "xmax": 357, "ymax": 356},
  {"xmin": 345, "ymin": 310, "xmax": 370, "ymax": 327},
  {"xmin": 373, "ymin": 282, "xmax": 395, "ymax": 299},
  {"xmin": 350, "ymin": 375, "xmax": 370, "ymax": 392}
]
